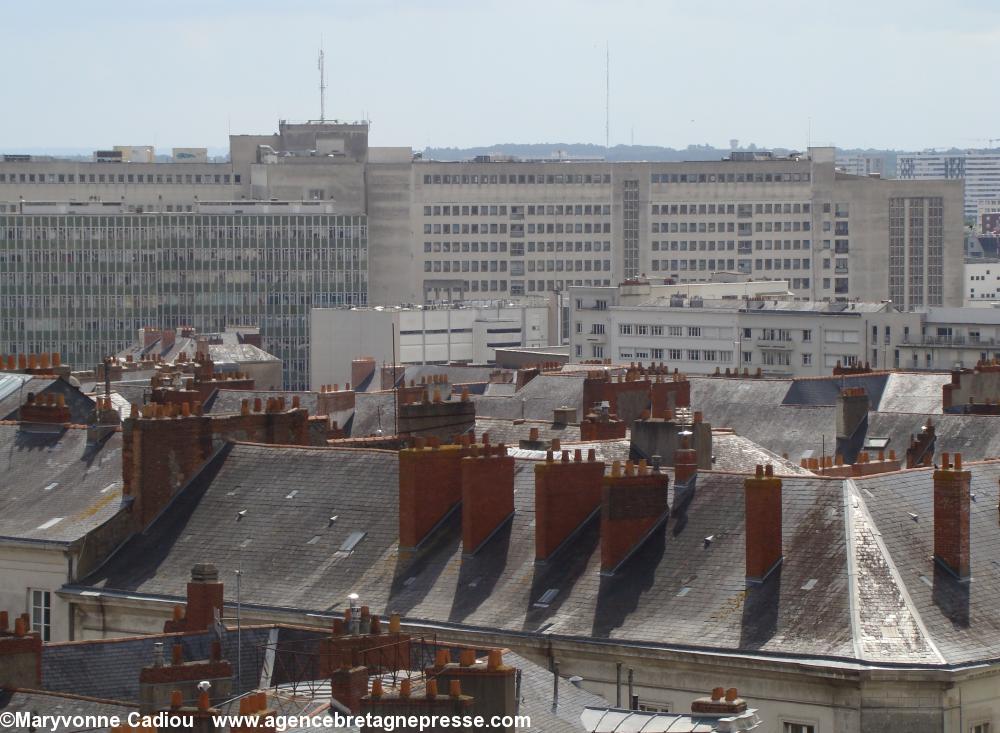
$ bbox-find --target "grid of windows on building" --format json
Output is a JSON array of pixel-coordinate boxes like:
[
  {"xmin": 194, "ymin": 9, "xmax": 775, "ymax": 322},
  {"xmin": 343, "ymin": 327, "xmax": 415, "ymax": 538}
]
[
  {"xmin": 420, "ymin": 201, "xmax": 614, "ymax": 295},
  {"xmin": 648, "ymin": 200, "xmax": 813, "ymax": 282},
  {"xmin": 0, "ymin": 213, "xmax": 367, "ymax": 388}
]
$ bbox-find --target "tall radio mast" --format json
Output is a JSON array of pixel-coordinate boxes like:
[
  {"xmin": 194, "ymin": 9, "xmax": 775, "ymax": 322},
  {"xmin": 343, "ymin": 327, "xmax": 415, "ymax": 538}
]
[{"xmin": 318, "ymin": 44, "xmax": 327, "ymax": 122}]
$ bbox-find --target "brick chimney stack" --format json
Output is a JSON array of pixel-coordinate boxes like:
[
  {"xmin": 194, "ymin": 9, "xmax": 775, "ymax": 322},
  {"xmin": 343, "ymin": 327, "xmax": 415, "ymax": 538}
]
[
  {"xmin": 164, "ymin": 563, "xmax": 224, "ymax": 632},
  {"xmin": 745, "ymin": 464, "xmax": 783, "ymax": 583},
  {"xmin": 934, "ymin": 452, "xmax": 971, "ymax": 579},
  {"xmin": 399, "ymin": 438, "xmax": 476, "ymax": 551},
  {"xmin": 461, "ymin": 444, "xmax": 515, "ymax": 555},
  {"xmin": 19, "ymin": 391, "xmax": 71, "ymax": 427},
  {"xmin": 534, "ymin": 448, "xmax": 606, "ymax": 562},
  {"xmin": 600, "ymin": 459, "xmax": 670, "ymax": 575}
]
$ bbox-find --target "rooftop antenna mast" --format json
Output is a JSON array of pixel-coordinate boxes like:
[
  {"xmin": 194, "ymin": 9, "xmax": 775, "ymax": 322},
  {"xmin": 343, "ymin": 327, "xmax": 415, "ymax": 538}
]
[
  {"xmin": 318, "ymin": 43, "xmax": 327, "ymax": 122},
  {"xmin": 605, "ymin": 41, "xmax": 610, "ymax": 154}
]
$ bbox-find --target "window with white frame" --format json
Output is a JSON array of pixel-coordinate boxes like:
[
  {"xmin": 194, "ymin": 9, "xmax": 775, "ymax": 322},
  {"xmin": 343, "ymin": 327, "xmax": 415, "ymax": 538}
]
[
  {"xmin": 971, "ymin": 722, "xmax": 991, "ymax": 733},
  {"xmin": 782, "ymin": 723, "xmax": 815, "ymax": 733},
  {"xmin": 620, "ymin": 324, "xmax": 633, "ymax": 335},
  {"xmin": 30, "ymin": 589, "xmax": 51, "ymax": 641},
  {"xmin": 668, "ymin": 326, "xmax": 683, "ymax": 336}
]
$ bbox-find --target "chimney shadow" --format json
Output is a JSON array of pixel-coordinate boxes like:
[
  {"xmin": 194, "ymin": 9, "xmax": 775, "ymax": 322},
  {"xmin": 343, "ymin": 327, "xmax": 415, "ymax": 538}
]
[
  {"xmin": 590, "ymin": 526, "xmax": 665, "ymax": 638},
  {"xmin": 738, "ymin": 566, "xmax": 782, "ymax": 650},
  {"xmin": 386, "ymin": 511, "xmax": 462, "ymax": 618},
  {"xmin": 521, "ymin": 519, "xmax": 600, "ymax": 633},
  {"xmin": 931, "ymin": 562, "xmax": 970, "ymax": 629},
  {"xmin": 447, "ymin": 520, "xmax": 513, "ymax": 623},
  {"xmin": 670, "ymin": 479, "xmax": 697, "ymax": 537}
]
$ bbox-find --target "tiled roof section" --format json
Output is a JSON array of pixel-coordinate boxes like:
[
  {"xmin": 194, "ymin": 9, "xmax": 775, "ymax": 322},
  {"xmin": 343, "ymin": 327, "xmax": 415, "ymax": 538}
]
[
  {"xmin": 206, "ymin": 389, "xmax": 319, "ymax": 416},
  {"xmin": 1, "ymin": 378, "xmax": 94, "ymax": 425},
  {"xmin": 878, "ymin": 372, "xmax": 950, "ymax": 414},
  {"xmin": 42, "ymin": 626, "xmax": 277, "ymax": 702},
  {"xmin": 473, "ymin": 374, "xmax": 586, "ymax": 421},
  {"xmin": 855, "ymin": 462, "xmax": 1000, "ymax": 664},
  {"xmin": 845, "ymin": 481, "xmax": 941, "ymax": 664},
  {"xmin": 0, "ymin": 373, "xmax": 36, "ymax": 421},
  {"xmin": 504, "ymin": 650, "xmax": 606, "ymax": 732},
  {"xmin": 210, "ymin": 343, "xmax": 279, "ymax": 364},
  {"xmin": 82, "ymin": 445, "xmax": 862, "ymax": 663},
  {"xmin": 782, "ymin": 373, "xmax": 889, "ymax": 407},
  {"xmin": 690, "ymin": 377, "xmax": 836, "ymax": 462},
  {"xmin": 0, "ymin": 426, "xmax": 123, "ymax": 544},
  {"xmin": 119, "ymin": 335, "xmax": 277, "ymax": 365},
  {"xmin": 351, "ymin": 392, "xmax": 395, "ymax": 437},
  {"xmin": 402, "ymin": 365, "xmax": 498, "ymax": 386},
  {"xmin": 866, "ymin": 412, "xmax": 1000, "ymax": 462},
  {"xmin": 711, "ymin": 432, "xmax": 813, "ymax": 476},
  {"xmin": 483, "ymin": 382, "xmax": 516, "ymax": 397},
  {"xmin": 506, "ymin": 439, "xmax": 631, "ymax": 463},
  {"xmin": 0, "ymin": 689, "xmax": 136, "ymax": 732},
  {"xmin": 474, "ymin": 417, "xmax": 581, "ymax": 445}
]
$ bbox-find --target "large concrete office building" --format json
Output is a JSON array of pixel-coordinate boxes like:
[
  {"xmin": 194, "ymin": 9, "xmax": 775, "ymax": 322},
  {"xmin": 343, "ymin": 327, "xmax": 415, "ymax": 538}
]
[
  {"xmin": 897, "ymin": 149, "xmax": 1000, "ymax": 220},
  {"xmin": 1, "ymin": 122, "xmax": 964, "ymax": 386}
]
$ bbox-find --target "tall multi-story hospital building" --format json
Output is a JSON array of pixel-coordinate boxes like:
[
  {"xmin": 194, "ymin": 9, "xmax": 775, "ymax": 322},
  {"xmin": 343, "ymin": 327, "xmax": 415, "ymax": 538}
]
[{"xmin": 0, "ymin": 121, "xmax": 963, "ymax": 386}]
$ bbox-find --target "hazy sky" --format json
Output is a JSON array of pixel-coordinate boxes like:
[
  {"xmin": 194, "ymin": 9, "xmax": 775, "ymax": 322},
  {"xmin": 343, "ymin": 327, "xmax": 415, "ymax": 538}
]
[{"xmin": 4, "ymin": 0, "xmax": 1000, "ymax": 152}]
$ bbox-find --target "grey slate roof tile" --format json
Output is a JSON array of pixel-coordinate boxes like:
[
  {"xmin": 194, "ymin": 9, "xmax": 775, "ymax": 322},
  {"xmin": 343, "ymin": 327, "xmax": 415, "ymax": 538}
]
[
  {"xmin": 855, "ymin": 462, "xmax": 1000, "ymax": 664},
  {"xmin": 0, "ymin": 426, "xmax": 123, "ymax": 544},
  {"xmin": 80, "ymin": 445, "xmax": 861, "ymax": 664},
  {"xmin": 42, "ymin": 626, "xmax": 278, "ymax": 702},
  {"xmin": 0, "ymin": 689, "xmax": 137, "ymax": 732},
  {"xmin": 473, "ymin": 374, "xmax": 586, "ymax": 421}
]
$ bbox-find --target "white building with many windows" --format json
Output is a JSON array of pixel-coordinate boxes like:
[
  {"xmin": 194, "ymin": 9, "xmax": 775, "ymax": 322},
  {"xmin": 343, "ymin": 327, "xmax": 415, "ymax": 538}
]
[{"xmin": 570, "ymin": 282, "xmax": 921, "ymax": 377}]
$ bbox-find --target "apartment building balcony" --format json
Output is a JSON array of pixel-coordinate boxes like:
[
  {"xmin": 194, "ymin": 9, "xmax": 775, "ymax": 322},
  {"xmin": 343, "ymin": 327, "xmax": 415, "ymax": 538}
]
[{"xmin": 901, "ymin": 335, "xmax": 1000, "ymax": 348}]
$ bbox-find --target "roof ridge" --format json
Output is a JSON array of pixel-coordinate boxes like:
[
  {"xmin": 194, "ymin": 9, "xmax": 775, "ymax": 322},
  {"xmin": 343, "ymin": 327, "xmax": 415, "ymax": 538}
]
[{"xmin": 844, "ymin": 478, "xmax": 946, "ymax": 664}]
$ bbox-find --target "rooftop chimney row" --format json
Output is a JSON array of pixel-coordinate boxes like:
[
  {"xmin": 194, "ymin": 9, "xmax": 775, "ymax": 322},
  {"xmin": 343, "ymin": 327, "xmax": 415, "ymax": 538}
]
[
  {"xmin": 600, "ymin": 460, "xmax": 670, "ymax": 575},
  {"xmin": 534, "ymin": 448, "xmax": 605, "ymax": 562},
  {"xmin": 461, "ymin": 444, "xmax": 515, "ymax": 555}
]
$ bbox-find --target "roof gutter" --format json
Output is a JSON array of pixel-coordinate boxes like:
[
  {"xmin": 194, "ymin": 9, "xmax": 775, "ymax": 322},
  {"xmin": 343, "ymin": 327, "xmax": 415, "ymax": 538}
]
[{"xmin": 57, "ymin": 584, "xmax": 998, "ymax": 675}]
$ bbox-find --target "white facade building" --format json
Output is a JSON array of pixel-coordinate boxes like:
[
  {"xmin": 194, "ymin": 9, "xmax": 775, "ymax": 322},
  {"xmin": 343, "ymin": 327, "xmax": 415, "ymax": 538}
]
[
  {"xmin": 570, "ymin": 282, "xmax": 922, "ymax": 377},
  {"xmin": 964, "ymin": 262, "xmax": 1000, "ymax": 306},
  {"xmin": 898, "ymin": 150, "xmax": 1000, "ymax": 220},
  {"xmin": 898, "ymin": 307, "xmax": 1000, "ymax": 370},
  {"xmin": 310, "ymin": 300, "xmax": 553, "ymax": 389}
]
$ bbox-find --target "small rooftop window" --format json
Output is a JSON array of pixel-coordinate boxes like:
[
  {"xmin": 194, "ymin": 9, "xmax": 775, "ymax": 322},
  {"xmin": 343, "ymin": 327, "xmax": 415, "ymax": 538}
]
[{"xmin": 339, "ymin": 531, "xmax": 366, "ymax": 553}]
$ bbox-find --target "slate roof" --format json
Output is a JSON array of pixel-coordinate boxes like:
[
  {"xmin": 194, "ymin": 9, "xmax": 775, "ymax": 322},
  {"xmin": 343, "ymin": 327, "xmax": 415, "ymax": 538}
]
[
  {"xmin": 77, "ymin": 443, "xmax": 898, "ymax": 667},
  {"xmin": 1, "ymin": 378, "xmax": 94, "ymax": 425},
  {"xmin": 351, "ymin": 392, "xmax": 394, "ymax": 437},
  {"xmin": 878, "ymin": 372, "xmax": 950, "ymax": 414},
  {"xmin": 0, "ymin": 689, "xmax": 137, "ymax": 733},
  {"xmin": 474, "ymin": 417, "xmax": 582, "ymax": 445},
  {"xmin": 866, "ymin": 412, "xmax": 1000, "ymax": 463},
  {"xmin": 710, "ymin": 432, "xmax": 813, "ymax": 476},
  {"xmin": 42, "ymin": 626, "xmax": 278, "ymax": 701},
  {"xmin": 689, "ymin": 379, "xmax": 836, "ymax": 462},
  {"xmin": 206, "ymin": 389, "xmax": 320, "ymax": 416},
  {"xmin": 782, "ymin": 373, "xmax": 889, "ymax": 408},
  {"xmin": 118, "ymin": 335, "xmax": 277, "ymax": 366},
  {"xmin": 854, "ymin": 462, "xmax": 1000, "ymax": 664},
  {"xmin": 0, "ymin": 426, "xmax": 123, "ymax": 545},
  {"xmin": 505, "ymin": 650, "xmax": 606, "ymax": 733},
  {"xmin": 473, "ymin": 374, "xmax": 586, "ymax": 421},
  {"xmin": 0, "ymin": 373, "xmax": 35, "ymax": 421}
]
